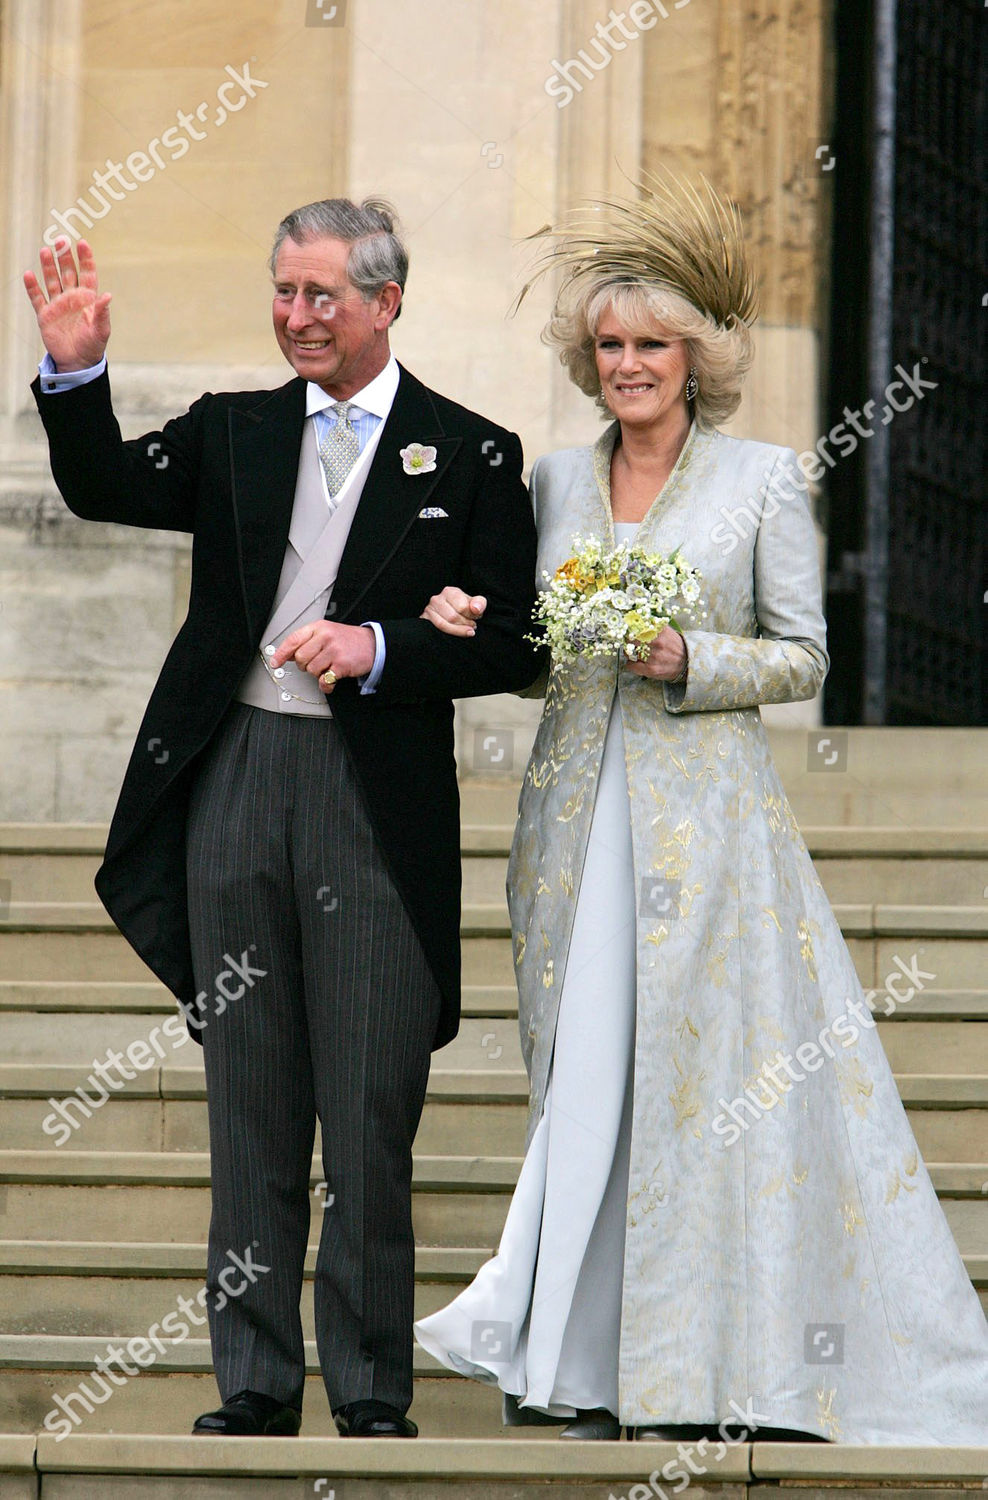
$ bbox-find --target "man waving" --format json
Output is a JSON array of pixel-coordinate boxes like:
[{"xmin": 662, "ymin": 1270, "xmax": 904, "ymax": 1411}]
[{"xmin": 26, "ymin": 200, "xmax": 541, "ymax": 1438}]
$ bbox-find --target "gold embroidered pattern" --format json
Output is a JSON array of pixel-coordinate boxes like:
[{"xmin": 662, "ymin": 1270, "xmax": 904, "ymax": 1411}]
[
  {"xmin": 816, "ymin": 1388, "xmax": 842, "ymax": 1441},
  {"xmin": 670, "ymin": 1056, "xmax": 707, "ymax": 1134}
]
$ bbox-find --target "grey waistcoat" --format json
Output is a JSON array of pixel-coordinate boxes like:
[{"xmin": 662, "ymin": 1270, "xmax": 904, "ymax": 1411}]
[{"xmin": 235, "ymin": 417, "xmax": 379, "ymax": 717}]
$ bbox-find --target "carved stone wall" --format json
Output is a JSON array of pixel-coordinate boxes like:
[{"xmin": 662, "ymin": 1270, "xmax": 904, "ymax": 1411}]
[{"xmin": 641, "ymin": 0, "xmax": 834, "ymax": 453}]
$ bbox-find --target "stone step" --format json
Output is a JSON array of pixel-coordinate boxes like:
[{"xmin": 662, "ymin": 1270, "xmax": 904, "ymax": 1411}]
[
  {"xmin": 10, "ymin": 1430, "xmax": 985, "ymax": 1495},
  {"xmin": 6, "ymin": 905, "xmax": 517, "ymax": 935},
  {"xmin": 3, "ymin": 808, "xmax": 984, "ymax": 851},
  {"xmin": 1, "ymin": 1232, "xmax": 984, "ymax": 1335},
  {"xmin": 0, "ymin": 979, "xmax": 519, "ymax": 1019},
  {"xmin": 2, "ymin": 1063, "xmax": 986, "ymax": 1157},
  {"xmin": 0, "ymin": 1240, "xmax": 489, "ymax": 1277},
  {"xmin": 2, "ymin": 910, "xmax": 986, "ymax": 992},
  {"xmin": 811, "ymin": 854, "xmax": 988, "ymax": 905},
  {"xmin": 3, "ymin": 1004, "xmax": 987, "ymax": 1077},
  {"xmin": 2, "ymin": 977, "xmax": 985, "ymax": 1024},
  {"xmin": 7, "ymin": 823, "xmax": 988, "ymax": 904},
  {"xmin": 17, "ymin": 901, "xmax": 987, "ymax": 937},
  {"xmin": 0, "ymin": 1074, "xmax": 531, "ymax": 1156},
  {"xmin": 0, "ymin": 1150, "xmax": 985, "ymax": 1260},
  {"xmin": 4, "ymin": 1079, "xmax": 985, "ymax": 1161},
  {"xmin": 0, "ymin": 1357, "xmax": 522, "ymax": 1441},
  {"xmin": 0, "ymin": 932, "xmax": 517, "ymax": 987},
  {"xmin": 7, "ymin": 1333, "xmax": 988, "ymax": 1450},
  {"xmin": 0, "ymin": 1243, "xmax": 487, "ymax": 1338},
  {"xmin": 8, "ymin": 1061, "xmax": 988, "ymax": 1109},
  {"xmin": 0, "ymin": 1150, "xmax": 514, "ymax": 1247}
]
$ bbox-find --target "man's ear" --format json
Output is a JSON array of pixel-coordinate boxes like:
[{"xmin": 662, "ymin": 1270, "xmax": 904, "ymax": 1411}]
[{"xmin": 375, "ymin": 282, "xmax": 402, "ymax": 329}]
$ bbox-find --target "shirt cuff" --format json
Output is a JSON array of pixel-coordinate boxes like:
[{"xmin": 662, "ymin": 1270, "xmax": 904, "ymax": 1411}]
[
  {"xmin": 38, "ymin": 351, "xmax": 107, "ymax": 393},
  {"xmin": 359, "ymin": 621, "xmax": 386, "ymax": 694}
]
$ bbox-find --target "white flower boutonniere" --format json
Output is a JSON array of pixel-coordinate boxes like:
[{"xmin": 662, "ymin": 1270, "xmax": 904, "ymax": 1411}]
[{"xmin": 400, "ymin": 442, "xmax": 438, "ymax": 475}]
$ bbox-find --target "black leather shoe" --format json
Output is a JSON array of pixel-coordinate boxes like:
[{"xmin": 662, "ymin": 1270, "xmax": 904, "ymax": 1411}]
[
  {"xmin": 630, "ymin": 1421, "xmax": 827, "ymax": 1443},
  {"xmin": 560, "ymin": 1408, "xmax": 621, "ymax": 1440},
  {"xmin": 334, "ymin": 1400, "xmax": 418, "ymax": 1438},
  {"xmin": 502, "ymin": 1392, "xmax": 567, "ymax": 1426},
  {"xmin": 751, "ymin": 1426, "xmax": 828, "ymax": 1442},
  {"xmin": 630, "ymin": 1423, "xmax": 718, "ymax": 1441},
  {"xmin": 192, "ymin": 1389, "xmax": 301, "ymax": 1436}
]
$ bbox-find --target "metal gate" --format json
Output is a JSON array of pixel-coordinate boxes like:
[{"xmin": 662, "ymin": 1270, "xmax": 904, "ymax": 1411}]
[{"xmin": 823, "ymin": 0, "xmax": 986, "ymax": 725}]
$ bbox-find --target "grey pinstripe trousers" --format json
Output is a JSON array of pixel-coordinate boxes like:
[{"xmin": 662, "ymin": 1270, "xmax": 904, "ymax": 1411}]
[{"xmin": 185, "ymin": 703, "xmax": 441, "ymax": 1414}]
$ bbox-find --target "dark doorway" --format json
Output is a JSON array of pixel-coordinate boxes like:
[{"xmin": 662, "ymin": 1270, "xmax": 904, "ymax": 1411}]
[{"xmin": 823, "ymin": 0, "xmax": 986, "ymax": 725}]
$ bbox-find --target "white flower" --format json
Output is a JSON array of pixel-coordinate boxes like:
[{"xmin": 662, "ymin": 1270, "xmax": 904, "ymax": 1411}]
[{"xmin": 400, "ymin": 442, "xmax": 438, "ymax": 475}]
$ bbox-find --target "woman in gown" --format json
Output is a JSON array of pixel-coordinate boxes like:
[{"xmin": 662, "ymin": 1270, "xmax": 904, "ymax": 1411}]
[{"xmin": 413, "ymin": 178, "xmax": 988, "ymax": 1444}]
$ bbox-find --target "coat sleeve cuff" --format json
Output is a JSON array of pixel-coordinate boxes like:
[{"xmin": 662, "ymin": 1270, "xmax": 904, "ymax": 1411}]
[{"xmin": 662, "ymin": 630, "xmax": 828, "ymax": 714}]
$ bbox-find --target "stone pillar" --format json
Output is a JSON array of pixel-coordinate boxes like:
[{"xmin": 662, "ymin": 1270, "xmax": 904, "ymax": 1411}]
[
  {"xmin": 544, "ymin": 0, "xmax": 647, "ymax": 455},
  {"xmin": 346, "ymin": 0, "xmax": 579, "ymax": 781},
  {"xmin": 0, "ymin": 0, "xmax": 350, "ymax": 819},
  {"xmin": 1, "ymin": 1, "xmax": 83, "ymax": 450}
]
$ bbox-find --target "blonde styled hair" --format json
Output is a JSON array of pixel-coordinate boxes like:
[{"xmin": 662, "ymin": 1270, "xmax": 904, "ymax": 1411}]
[{"xmin": 545, "ymin": 276, "xmax": 754, "ymax": 431}]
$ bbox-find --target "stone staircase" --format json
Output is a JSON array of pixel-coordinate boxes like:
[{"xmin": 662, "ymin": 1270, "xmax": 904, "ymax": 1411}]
[{"xmin": 1, "ymin": 728, "xmax": 986, "ymax": 1495}]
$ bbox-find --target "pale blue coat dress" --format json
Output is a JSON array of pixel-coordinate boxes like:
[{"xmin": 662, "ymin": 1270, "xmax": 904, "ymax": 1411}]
[{"xmin": 415, "ymin": 422, "xmax": 988, "ymax": 1443}]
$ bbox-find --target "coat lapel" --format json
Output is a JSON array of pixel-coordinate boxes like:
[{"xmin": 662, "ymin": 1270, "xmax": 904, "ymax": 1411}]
[
  {"xmin": 228, "ymin": 377, "xmax": 308, "ymax": 645},
  {"xmin": 332, "ymin": 365, "xmax": 461, "ymax": 622}
]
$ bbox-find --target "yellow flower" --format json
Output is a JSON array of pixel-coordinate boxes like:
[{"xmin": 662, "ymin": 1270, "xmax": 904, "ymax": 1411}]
[{"xmin": 555, "ymin": 557, "xmax": 592, "ymax": 590}]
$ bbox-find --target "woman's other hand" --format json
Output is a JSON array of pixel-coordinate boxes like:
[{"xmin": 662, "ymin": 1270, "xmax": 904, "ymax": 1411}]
[
  {"xmin": 624, "ymin": 625, "xmax": 688, "ymax": 681},
  {"xmin": 420, "ymin": 586, "xmax": 487, "ymax": 637}
]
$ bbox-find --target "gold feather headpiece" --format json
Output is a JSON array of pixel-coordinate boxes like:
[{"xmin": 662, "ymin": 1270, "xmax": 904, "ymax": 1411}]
[{"xmin": 517, "ymin": 170, "xmax": 758, "ymax": 330}]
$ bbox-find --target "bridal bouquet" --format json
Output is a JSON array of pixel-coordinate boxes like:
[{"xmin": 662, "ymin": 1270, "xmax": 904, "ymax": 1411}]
[{"xmin": 529, "ymin": 535, "xmax": 706, "ymax": 663}]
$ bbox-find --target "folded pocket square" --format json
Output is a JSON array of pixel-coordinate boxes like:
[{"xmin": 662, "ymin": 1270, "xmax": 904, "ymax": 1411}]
[{"xmin": 418, "ymin": 506, "xmax": 449, "ymax": 519}]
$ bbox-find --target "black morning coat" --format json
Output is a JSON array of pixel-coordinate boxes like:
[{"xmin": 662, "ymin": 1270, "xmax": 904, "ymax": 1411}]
[{"xmin": 31, "ymin": 362, "xmax": 545, "ymax": 1049}]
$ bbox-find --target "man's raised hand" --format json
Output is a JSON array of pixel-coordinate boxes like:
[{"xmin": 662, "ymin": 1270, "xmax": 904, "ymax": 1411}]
[{"xmin": 24, "ymin": 238, "xmax": 111, "ymax": 372}]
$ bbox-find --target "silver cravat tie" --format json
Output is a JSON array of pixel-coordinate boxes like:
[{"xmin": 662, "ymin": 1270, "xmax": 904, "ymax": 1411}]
[{"xmin": 318, "ymin": 401, "xmax": 361, "ymax": 505}]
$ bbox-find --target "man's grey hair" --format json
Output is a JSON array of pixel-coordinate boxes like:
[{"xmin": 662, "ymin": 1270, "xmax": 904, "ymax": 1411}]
[{"xmin": 269, "ymin": 198, "xmax": 408, "ymax": 318}]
